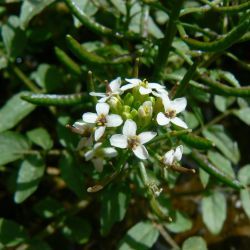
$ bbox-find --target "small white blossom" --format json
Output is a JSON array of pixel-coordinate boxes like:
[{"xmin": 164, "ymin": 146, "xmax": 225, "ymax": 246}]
[
  {"xmin": 90, "ymin": 77, "xmax": 122, "ymax": 102},
  {"xmin": 157, "ymin": 95, "xmax": 188, "ymax": 128},
  {"xmin": 163, "ymin": 145, "xmax": 183, "ymax": 166},
  {"xmin": 110, "ymin": 119, "xmax": 156, "ymax": 160},
  {"xmin": 85, "ymin": 142, "xmax": 117, "ymax": 172},
  {"xmin": 67, "ymin": 122, "xmax": 94, "ymax": 149},
  {"xmin": 121, "ymin": 78, "xmax": 166, "ymax": 96},
  {"xmin": 82, "ymin": 103, "xmax": 123, "ymax": 141}
]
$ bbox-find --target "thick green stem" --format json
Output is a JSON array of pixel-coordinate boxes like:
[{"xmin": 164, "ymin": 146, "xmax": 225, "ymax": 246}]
[{"xmin": 153, "ymin": 0, "xmax": 184, "ymax": 80}]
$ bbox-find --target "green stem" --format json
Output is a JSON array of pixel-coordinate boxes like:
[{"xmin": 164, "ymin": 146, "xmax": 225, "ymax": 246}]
[
  {"xmin": 87, "ymin": 71, "xmax": 97, "ymax": 103},
  {"xmin": 11, "ymin": 65, "xmax": 41, "ymax": 93},
  {"xmin": 153, "ymin": 0, "xmax": 184, "ymax": 80}
]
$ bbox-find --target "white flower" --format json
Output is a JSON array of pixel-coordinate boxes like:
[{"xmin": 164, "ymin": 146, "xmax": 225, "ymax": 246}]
[
  {"xmin": 163, "ymin": 145, "xmax": 183, "ymax": 166},
  {"xmin": 121, "ymin": 78, "xmax": 166, "ymax": 96},
  {"xmin": 109, "ymin": 119, "xmax": 156, "ymax": 160},
  {"xmin": 67, "ymin": 122, "xmax": 94, "ymax": 149},
  {"xmin": 156, "ymin": 95, "xmax": 188, "ymax": 128},
  {"xmin": 82, "ymin": 103, "xmax": 123, "ymax": 141},
  {"xmin": 90, "ymin": 77, "xmax": 122, "ymax": 102},
  {"xmin": 85, "ymin": 143, "xmax": 117, "ymax": 172}
]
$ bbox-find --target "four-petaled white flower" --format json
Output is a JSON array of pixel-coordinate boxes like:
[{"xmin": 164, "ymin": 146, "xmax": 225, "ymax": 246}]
[
  {"xmin": 71, "ymin": 121, "xmax": 94, "ymax": 149},
  {"xmin": 121, "ymin": 78, "xmax": 166, "ymax": 96},
  {"xmin": 163, "ymin": 145, "xmax": 183, "ymax": 166},
  {"xmin": 90, "ymin": 77, "xmax": 122, "ymax": 102},
  {"xmin": 85, "ymin": 143, "xmax": 117, "ymax": 172},
  {"xmin": 110, "ymin": 119, "xmax": 157, "ymax": 160},
  {"xmin": 82, "ymin": 103, "xmax": 123, "ymax": 141},
  {"xmin": 157, "ymin": 95, "xmax": 188, "ymax": 128}
]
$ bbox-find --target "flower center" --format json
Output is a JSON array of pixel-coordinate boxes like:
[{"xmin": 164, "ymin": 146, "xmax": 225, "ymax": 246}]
[
  {"xmin": 128, "ymin": 136, "xmax": 140, "ymax": 149},
  {"xmin": 140, "ymin": 79, "xmax": 149, "ymax": 88},
  {"xmin": 96, "ymin": 114, "xmax": 107, "ymax": 126},
  {"xmin": 165, "ymin": 109, "xmax": 176, "ymax": 119}
]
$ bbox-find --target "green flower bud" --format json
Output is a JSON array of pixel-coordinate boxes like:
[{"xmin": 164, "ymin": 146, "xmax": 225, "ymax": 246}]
[
  {"xmin": 108, "ymin": 96, "xmax": 123, "ymax": 114},
  {"xmin": 124, "ymin": 93, "xmax": 134, "ymax": 106},
  {"xmin": 123, "ymin": 105, "xmax": 131, "ymax": 113}
]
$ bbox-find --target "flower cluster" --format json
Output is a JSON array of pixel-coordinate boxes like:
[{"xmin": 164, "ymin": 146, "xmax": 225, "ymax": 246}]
[{"xmin": 69, "ymin": 77, "xmax": 188, "ymax": 190}]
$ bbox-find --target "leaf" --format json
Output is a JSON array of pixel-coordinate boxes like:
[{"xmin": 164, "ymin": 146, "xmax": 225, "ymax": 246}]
[
  {"xmin": 61, "ymin": 216, "xmax": 91, "ymax": 244},
  {"xmin": 0, "ymin": 92, "xmax": 35, "ymax": 133},
  {"xmin": 118, "ymin": 221, "xmax": 159, "ymax": 250},
  {"xmin": 30, "ymin": 63, "xmax": 64, "ymax": 92},
  {"xmin": 0, "ymin": 131, "xmax": 30, "ymax": 165},
  {"xmin": 183, "ymin": 111, "xmax": 199, "ymax": 129},
  {"xmin": 202, "ymin": 125, "xmax": 240, "ymax": 164},
  {"xmin": 100, "ymin": 186, "xmax": 130, "ymax": 235},
  {"xmin": 14, "ymin": 154, "xmax": 45, "ymax": 203},
  {"xmin": 208, "ymin": 151, "xmax": 235, "ymax": 179},
  {"xmin": 20, "ymin": 0, "xmax": 55, "ymax": 28},
  {"xmin": 182, "ymin": 236, "xmax": 207, "ymax": 250},
  {"xmin": 33, "ymin": 197, "xmax": 65, "ymax": 219},
  {"xmin": 27, "ymin": 240, "xmax": 52, "ymax": 250},
  {"xmin": 165, "ymin": 211, "xmax": 192, "ymax": 233},
  {"xmin": 233, "ymin": 107, "xmax": 250, "ymax": 126},
  {"xmin": 201, "ymin": 192, "xmax": 226, "ymax": 235},
  {"xmin": 199, "ymin": 169, "xmax": 210, "ymax": 188},
  {"xmin": 59, "ymin": 151, "xmax": 85, "ymax": 197},
  {"xmin": 27, "ymin": 127, "xmax": 53, "ymax": 150},
  {"xmin": 0, "ymin": 218, "xmax": 29, "ymax": 248},
  {"xmin": 238, "ymin": 164, "xmax": 250, "ymax": 218},
  {"xmin": 1, "ymin": 15, "xmax": 27, "ymax": 59},
  {"xmin": 214, "ymin": 95, "xmax": 235, "ymax": 112}
]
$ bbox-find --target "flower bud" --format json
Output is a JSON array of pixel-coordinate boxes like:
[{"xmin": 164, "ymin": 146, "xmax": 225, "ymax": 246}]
[
  {"xmin": 123, "ymin": 105, "xmax": 131, "ymax": 113},
  {"xmin": 138, "ymin": 101, "xmax": 153, "ymax": 127},
  {"xmin": 108, "ymin": 96, "xmax": 123, "ymax": 114},
  {"xmin": 122, "ymin": 111, "xmax": 132, "ymax": 120},
  {"xmin": 124, "ymin": 93, "xmax": 134, "ymax": 106}
]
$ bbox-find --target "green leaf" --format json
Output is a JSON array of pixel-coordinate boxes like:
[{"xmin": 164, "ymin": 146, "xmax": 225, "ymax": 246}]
[
  {"xmin": 199, "ymin": 169, "xmax": 210, "ymax": 188},
  {"xmin": 59, "ymin": 152, "xmax": 85, "ymax": 197},
  {"xmin": 33, "ymin": 197, "xmax": 65, "ymax": 219},
  {"xmin": 165, "ymin": 211, "xmax": 192, "ymax": 233},
  {"xmin": 20, "ymin": 0, "xmax": 55, "ymax": 29},
  {"xmin": 201, "ymin": 192, "xmax": 226, "ymax": 235},
  {"xmin": 233, "ymin": 107, "xmax": 250, "ymax": 125},
  {"xmin": 0, "ymin": 131, "xmax": 30, "ymax": 166},
  {"xmin": 26, "ymin": 240, "xmax": 52, "ymax": 250},
  {"xmin": 30, "ymin": 64, "xmax": 64, "ymax": 92},
  {"xmin": 1, "ymin": 15, "xmax": 27, "ymax": 59},
  {"xmin": 238, "ymin": 164, "xmax": 250, "ymax": 218},
  {"xmin": 118, "ymin": 221, "xmax": 159, "ymax": 250},
  {"xmin": 182, "ymin": 236, "xmax": 207, "ymax": 250},
  {"xmin": 27, "ymin": 127, "xmax": 53, "ymax": 150},
  {"xmin": 100, "ymin": 186, "xmax": 130, "ymax": 236},
  {"xmin": 61, "ymin": 216, "xmax": 91, "ymax": 244},
  {"xmin": 0, "ymin": 92, "xmax": 35, "ymax": 133},
  {"xmin": 214, "ymin": 95, "xmax": 235, "ymax": 112},
  {"xmin": 14, "ymin": 154, "xmax": 45, "ymax": 203},
  {"xmin": 208, "ymin": 151, "xmax": 235, "ymax": 179},
  {"xmin": 183, "ymin": 111, "xmax": 199, "ymax": 129},
  {"xmin": 202, "ymin": 125, "xmax": 240, "ymax": 164},
  {"xmin": 0, "ymin": 218, "xmax": 29, "ymax": 248}
]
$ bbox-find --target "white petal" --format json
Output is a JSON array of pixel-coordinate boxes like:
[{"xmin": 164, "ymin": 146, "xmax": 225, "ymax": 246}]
[
  {"xmin": 171, "ymin": 117, "xmax": 188, "ymax": 129},
  {"xmin": 163, "ymin": 150, "xmax": 174, "ymax": 165},
  {"xmin": 156, "ymin": 112, "xmax": 170, "ymax": 126},
  {"xmin": 171, "ymin": 97, "xmax": 187, "ymax": 113},
  {"xmin": 121, "ymin": 83, "xmax": 137, "ymax": 91},
  {"xmin": 139, "ymin": 86, "xmax": 152, "ymax": 95},
  {"xmin": 148, "ymin": 83, "xmax": 165, "ymax": 90},
  {"xmin": 106, "ymin": 114, "xmax": 123, "ymax": 127},
  {"xmin": 94, "ymin": 126, "xmax": 106, "ymax": 141},
  {"xmin": 92, "ymin": 158, "xmax": 104, "ymax": 172},
  {"xmin": 109, "ymin": 77, "xmax": 121, "ymax": 92},
  {"xmin": 93, "ymin": 142, "xmax": 102, "ymax": 150},
  {"xmin": 102, "ymin": 147, "xmax": 118, "ymax": 158},
  {"xmin": 125, "ymin": 78, "xmax": 141, "ymax": 85},
  {"xmin": 90, "ymin": 92, "xmax": 106, "ymax": 97},
  {"xmin": 72, "ymin": 121, "xmax": 85, "ymax": 134},
  {"xmin": 110, "ymin": 134, "xmax": 128, "ymax": 148},
  {"xmin": 122, "ymin": 119, "xmax": 137, "ymax": 137},
  {"xmin": 138, "ymin": 132, "xmax": 157, "ymax": 144},
  {"xmin": 98, "ymin": 96, "xmax": 110, "ymax": 103},
  {"xmin": 96, "ymin": 102, "xmax": 109, "ymax": 115},
  {"xmin": 132, "ymin": 145, "xmax": 149, "ymax": 160},
  {"xmin": 174, "ymin": 145, "xmax": 183, "ymax": 161},
  {"xmin": 82, "ymin": 112, "xmax": 98, "ymax": 123},
  {"xmin": 161, "ymin": 95, "xmax": 171, "ymax": 111},
  {"xmin": 85, "ymin": 149, "xmax": 94, "ymax": 161}
]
